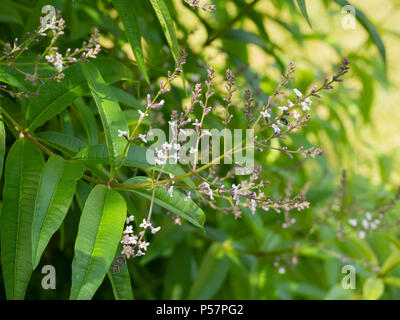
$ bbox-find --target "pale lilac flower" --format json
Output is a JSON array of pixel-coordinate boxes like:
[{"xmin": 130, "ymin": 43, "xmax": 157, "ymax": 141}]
[
  {"xmin": 293, "ymin": 88, "xmax": 302, "ymax": 98},
  {"xmin": 151, "ymin": 226, "xmax": 161, "ymax": 234},
  {"xmin": 138, "ymin": 110, "xmax": 148, "ymax": 121},
  {"xmin": 140, "ymin": 219, "xmax": 152, "ymax": 229},
  {"xmin": 118, "ymin": 129, "xmax": 128, "ymax": 137},
  {"xmin": 260, "ymin": 110, "xmax": 271, "ymax": 118},
  {"xmin": 126, "ymin": 215, "xmax": 134, "ymax": 223},
  {"xmin": 123, "ymin": 225, "xmax": 134, "ymax": 234},
  {"xmin": 139, "ymin": 241, "xmax": 150, "ymax": 251},
  {"xmin": 121, "ymin": 245, "xmax": 135, "ymax": 259},
  {"xmin": 138, "ymin": 134, "xmax": 147, "ymax": 143},
  {"xmin": 348, "ymin": 219, "xmax": 357, "ymax": 227},
  {"xmin": 271, "ymin": 123, "xmax": 280, "ymax": 134},
  {"xmin": 278, "ymin": 106, "xmax": 288, "ymax": 112},
  {"xmin": 293, "ymin": 110, "xmax": 300, "ymax": 121}
]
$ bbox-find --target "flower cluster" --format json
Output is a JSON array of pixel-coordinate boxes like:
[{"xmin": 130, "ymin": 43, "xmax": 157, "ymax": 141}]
[
  {"xmin": 118, "ymin": 215, "xmax": 161, "ymax": 262},
  {"xmin": 0, "ymin": 12, "xmax": 100, "ymax": 98},
  {"xmin": 184, "ymin": 0, "xmax": 216, "ymax": 11}
]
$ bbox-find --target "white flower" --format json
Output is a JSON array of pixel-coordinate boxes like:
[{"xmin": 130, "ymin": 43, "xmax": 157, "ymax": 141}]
[
  {"xmin": 260, "ymin": 110, "xmax": 271, "ymax": 118},
  {"xmin": 271, "ymin": 123, "xmax": 280, "ymax": 134},
  {"xmin": 365, "ymin": 212, "xmax": 373, "ymax": 220},
  {"xmin": 138, "ymin": 134, "xmax": 147, "ymax": 143},
  {"xmin": 287, "ymin": 99, "xmax": 294, "ymax": 108},
  {"xmin": 45, "ymin": 55, "xmax": 54, "ymax": 63},
  {"xmin": 167, "ymin": 185, "xmax": 174, "ymax": 198},
  {"xmin": 250, "ymin": 199, "xmax": 257, "ymax": 215},
  {"xmin": 184, "ymin": 191, "xmax": 191, "ymax": 202},
  {"xmin": 151, "ymin": 226, "xmax": 161, "ymax": 234},
  {"xmin": 278, "ymin": 267, "xmax": 286, "ymax": 274},
  {"xmin": 293, "ymin": 110, "xmax": 300, "ymax": 121},
  {"xmin": 293, "ymin": 88, "xmax": 302, "ymax": 98},
  {"xmin": 139, "ymin": 241, "xmax": 150, "ymax": 251},
  {"xmin": 300, "ymin": 101, "xmax": 310, "ymax": 111},
  {"xmin": 140, "ymin": 219, "xmax": 151, "ymax": 229},
  {"xmin": 138, "ymin": 110, "xmax": 148, "ymax": 121},
  {"xmin": 189, "ymin": 147, "xmax": 197, "ymax": 154},
  {"xmin": 231, "ymin": 184, "xmax": 240, "ymax": 201},
  {"xmin": 362, "ymin": 219, "xmax": 369, "ymax": 230},
  {"xmin": 126, "ymin": 215, "xmax": 134, "ymax": 224},
  {"xmin": 118, "ymin": 129, "xmax": 128, "ymax": 137},
  {"xmin": 121, "ymin": 245, "xmax": 135, "ymax": 259},
  {"xmin": 278, "ymin": 106, "xmax": 288, "ymax": 112},
  {"xmin": 135, "ymin": 249, "xmax": 145, "ymax": 257},
  {"xmin": 123, "ymin": 225, "xmax": 134, "ymax": 234},
  {"xmin": 348, "ymin": 219, "xmax": 357, "ymax": 227},
  {"xmin": 358, "ymin": 230, "xmax": 366, "ymax": 239}
]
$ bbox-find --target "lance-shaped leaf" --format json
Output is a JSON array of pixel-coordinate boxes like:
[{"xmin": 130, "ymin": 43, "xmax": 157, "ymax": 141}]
[
  {"xmin": 81, "ymin": 62, "xmax": 129, "ymax": 174},
  {"xmin": 296, "ymin": 0, "xmax": 312, "ymax": 28},
  {"xmin": 112, "ymin": 0, "xmax": 149, "ymax": 84},
  {"xmin": 70, "ymin": 184, "xmax": 127, "ymax": 300},
  {"xmin": 75, "ymin": 144, "xmax": 195, "ymax": 188},
  {"xmin": 35, "ymin": 131, "xmax": 88, "ymax": 155},
  {"xmin": 107, "ymin": 244, "xmax": 134, "ymax": 300},
  {"xmin": 1, "ymin": 139, "xmax": 44, "ymax": 299},
  {"xmin": 150, "ymin": 0, "xmax": 180, "ymax": 61},
  {"xmin": 26, "ymin": 58, "xmax": 134, "ymax": 131},
  {"xmin": 122, "ymin": 176, "xmax": 205, "ymax": 229},
  {"xmin": 31, "ymin": 155, "xmax": 84, "ymax": 269},
  {"xmin": 0, "ymin": 109, "xmax": 5, "ymax": 181}
]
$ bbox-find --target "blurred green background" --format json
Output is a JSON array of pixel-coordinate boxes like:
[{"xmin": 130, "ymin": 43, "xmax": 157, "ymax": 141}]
[{"xmin": 1, "ymin": 0, "xmax": 400, "ymax": 300}]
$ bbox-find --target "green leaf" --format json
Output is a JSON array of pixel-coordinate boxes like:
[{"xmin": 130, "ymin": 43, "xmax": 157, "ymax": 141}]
[
  {"xmin": 380, "ymin": 251, "xmax": 400, "ymax": 277},
  {"xmin": 150, "ymin": 0, "xmax": 180, "ymax": 61},
  {"xmin": 31, "ymin": 155, "xmax": 84, "ymax": 269},
  {"xmin": 35, "ymin": 131, "xmax": 88, "ymax": 155},
  {"xmin": 0, "ymin": 109, "xmax": 5, "ymax": 181},
  {"xmin": 107, "ymin": 244, "xmax": 134, "ymax": 300},
  {"xmin": 70, "ymin": 184, "xmax": 127, "ymax": 300},
  {"xmin": 0, "ymin": 66, "xmax": 26, "ymax": 90},
  {"xmin": 73, "ymin": 97, "xmax": 99, "ymax": 145},
  {"xmin": 75, "ymin": 144, "xmax": 195, "ymax": 188},
  {"xmin": 81, "ymin": 62, "xmax": 129, "ymax": 174},
  {"xmin": 26, "ymin": 58, "xmax": 134, "ymax": 131},
  {"xmin": 296, "ymin": 0, "xmax": 312, "ymax": 28},
  {"xmin": 334, "ymin": 0, "xmax": 386, "ymax": 66},
  {"xmin": 112, "ymin": 0, "xmax": 149, "ymax": 83},
  {"xmin": 1, "ymin": 139, "xmax": 44, "ymax": 299},
  {"xmin": 122, "ymin": 176, "xmax": 205, "ymax": 229},
  {"xmin": 363, "ymin": 277, "xmax": 384, "ymax": 300},
  {"xmin": 188, "ymin": 242, "xmax": 230, "ymax": 299}
]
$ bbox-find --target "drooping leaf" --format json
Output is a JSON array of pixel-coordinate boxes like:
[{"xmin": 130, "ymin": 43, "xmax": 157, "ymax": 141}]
[
  {"xmin": 380, "ymin": 251, "xmax": 400, "ymax": 277},
  {"xmin": 26, "ymin": 58, "xmax": 134, "ymax": 131},
  {"xmin": 70, "ymin": 184, "xmax": 127, "ymax": 300},
  {"xmin": 296, "ymin": 0, "xmax": 312, "ymax": 28},
  {"xmin": 334, "ymin": 0, "xmax": 386, "ymax": 67},
  {"xmin": 112, "ymin": 0, "xmax": 149, "ymax": 83},
  {"xmin": 122, "ymin": 176, "xmax": 205, "ymax": 229},
  {"xmin": 31, "ymin": 155, "xmax": 84, "ymax": 269},
  {"xmin": 150, "ymin": 0, "xmax": 180, "ymax": 61},
  {"xmin": 0, "ymin": 66, "xmax": 26, "ymax": 90},
  {"xmin": 363, "ymin": 277, "xmax": 384, "ymax": 300},
  {"xmin": 1, "ymin": 139, "xmax": 44, "ymax": 299},
  {"xmin": 81, "ymin": 62, "xmax": 129, "ymax": 174},
  {"xmin": 188, "ymin": 242, "xmax": 230, "ymax": 299},
  {"xmin": 75, "ymin": 144, "xmax": 195, "ymax": 188}
]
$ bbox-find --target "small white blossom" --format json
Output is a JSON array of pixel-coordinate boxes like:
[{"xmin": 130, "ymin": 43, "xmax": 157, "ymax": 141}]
[
  {"xmin": 271, "ymin": 123, "xmax": 280, "ymax": 134},
  {"xmin": 358, "ymin": 230, "xmax": 366, "ymax": 239},
  {"xmin": 260, "ymin": 110, "xmax": 271, "ymax": 118},
  {"xmin": 126, "ymin": 215, "xmax": 134, "ymax": 224},
  {"xmin": 118, "ymin": 129, "xmax": 128, "ymax": 137},
  {"xmin": 293, "ymin": 88, "xmax": 302, "ymax": 98},
  {"xmin": 293, "ymin": 110, "xmax": 300, "ymax": 121},
  {"xmin": 123, "ymin": 225, "xmax": 134, "ymax": 234},
  {"xmin": 140, "ymin": 219, "xmax": 152, "ymax": 229},
  {"xmin": 278, "ymin": 106, "xmax": 288, "ymax": 112},
  {"xmin": 138, "ymin": 110, "xmax": 148, "ymax": 121},
  {"xmin": 348, "ymin": 219, "xmax": 357, "ymax": 227},
  {"xmin": 139, "ymin": 241, "xmax": 150, "ymax": 251},
  {"xmin": 151, "ymin": 226, "xmax": 161, "ymax": 234},
  {"xmin": 138, "ymin": 134, "xmax": 147, "ymax": 143}
]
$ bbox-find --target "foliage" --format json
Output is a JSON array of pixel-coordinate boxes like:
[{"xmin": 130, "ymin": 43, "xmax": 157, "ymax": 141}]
[{"xmin": 0, "ymin": 0, "xmax": 399, "ymax": 300}]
